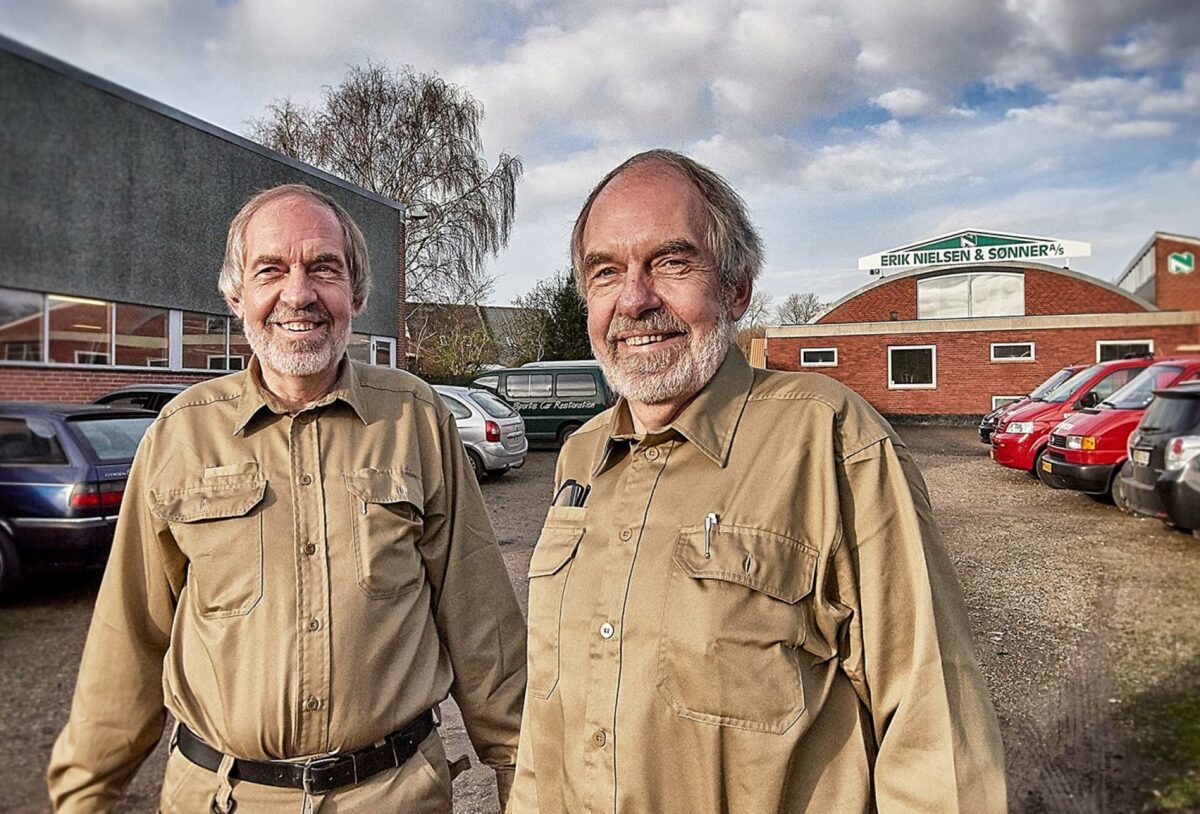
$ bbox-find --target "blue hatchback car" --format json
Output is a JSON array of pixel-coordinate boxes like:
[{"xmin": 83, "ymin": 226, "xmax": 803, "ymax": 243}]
[{"xmin": 0, "ymin": 402, "xmax": 155, "ymax": 597}]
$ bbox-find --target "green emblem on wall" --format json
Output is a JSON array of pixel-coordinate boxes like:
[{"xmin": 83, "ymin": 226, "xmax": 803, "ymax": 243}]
[{"xmin": 1168, "ymin": 252, "xmax": 1195, "ymax": 275}]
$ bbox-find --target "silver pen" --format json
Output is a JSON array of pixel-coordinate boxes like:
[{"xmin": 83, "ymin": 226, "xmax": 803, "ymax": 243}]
[{"xmin": 704, "ymin": 512, "xmax": 719, "ymax": 559}]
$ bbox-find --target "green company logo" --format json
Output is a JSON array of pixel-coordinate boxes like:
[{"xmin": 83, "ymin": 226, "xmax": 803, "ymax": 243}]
[
  {"xmin": 859, "ymin": 229, "xmax": 1091, "ymax": 273},
  {"xmin": 1168, "ymin": 252, "xmax": 1195, "ymax": 275}
]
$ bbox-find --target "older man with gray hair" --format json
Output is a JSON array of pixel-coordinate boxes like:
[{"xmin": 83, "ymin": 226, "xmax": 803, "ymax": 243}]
[
  {"xmin": 49, "ymin": 183, "xmax": 526, "ymax": 813},
  {"xmin": 509, "ymin": 150, "xmax": 1006, "ymax": 813}
]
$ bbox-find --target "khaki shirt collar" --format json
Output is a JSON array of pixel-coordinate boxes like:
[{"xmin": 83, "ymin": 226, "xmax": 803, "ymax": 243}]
[
  {"xmin": 232, "ymin": 356, "xmax": 370, "ymax": 435},
  {"xmin": 592, "ymin": 348, "xmax": 754, "ymax": 476}
]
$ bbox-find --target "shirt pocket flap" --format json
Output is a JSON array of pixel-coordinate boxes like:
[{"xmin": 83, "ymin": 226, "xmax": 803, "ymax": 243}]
[
  {"xmin": 674, "ymin": 524, "xmax": 817, "ymax": 604},
  {"xmin": 528, "ymin": 526, "xmax": 584, "ymax": 578},
  {"xmin": 150, "ymin": 476, "xmax": 267, "ymax": 523},
  {"xmin": 344, "ymin": 467, "xmax": 424, "ymax": 509}
]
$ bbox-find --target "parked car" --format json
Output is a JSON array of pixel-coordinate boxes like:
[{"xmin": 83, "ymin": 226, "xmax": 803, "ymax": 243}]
[
  {"xmin": 434, "ymin": 385, "xmax": 528, "ymax": 479},
  {"xmin": 990, "ymin": 356, "xmax": 1153, "ymax": 475},
  {"xmin": 93, "ymin": 383, "xmax": 187, "ymax": 413},
  {"xmin": 978, "ymin": 364, "xmax": 1086, "ymax": 444},
  {"xmin": 0, "ymin": 403, "xmax": 155, "ymax": 597},
  {"xmin": 1039, "ymin": 357, "xmax": 1200, "ymax": 499},
  {"xmin": 1119, "ymin": 381, "xmax": 1200, "ymax": 532},
  {"xmin": 470, "ymin": 361, "xmax": 615, "ymax": 444}
]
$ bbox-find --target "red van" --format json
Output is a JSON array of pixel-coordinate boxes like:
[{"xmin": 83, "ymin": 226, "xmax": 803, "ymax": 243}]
[
  {"xmin": 1038, "ymin": 357, "xmax": 1200, "ymax": 498},
  {"xmin": 990, "ymin": 356, "xmax": 1154, "ymax": 474}
]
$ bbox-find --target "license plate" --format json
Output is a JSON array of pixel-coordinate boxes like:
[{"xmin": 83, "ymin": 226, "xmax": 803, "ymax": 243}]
[
  {"xmin": 1133, "ymin": 449, "xmax": 1150, "ymax": 466},
  {"xmin": 1041, "ymin": 460, "xmax": 1052, "ymax": 473}
]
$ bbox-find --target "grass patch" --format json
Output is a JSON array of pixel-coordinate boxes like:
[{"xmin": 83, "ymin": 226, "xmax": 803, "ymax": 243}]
[{"xmin": 1120, "ymin": 663, "xmax": 1200, "ymax": 811}]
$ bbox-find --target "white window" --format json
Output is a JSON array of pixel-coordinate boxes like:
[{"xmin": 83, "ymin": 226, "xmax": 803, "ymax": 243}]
[
  {"xmin": 992, "ymin": 395, "xmax": 1024, "ymax": 410},
  {"xmin": 990, "ymin": 342, "xmax": 1035, "ymax": 362},
  {"xmin": 917, "ymin": 272, "xmax": 1024, "ymax": 319},
  {"xmin": 800, "ymin": 348, "xmax": 838, "ymax": 367},
  {"xmin": 1096, "ymin": 339, "xmax": 1153, "ymax": 362},
  {"xmin": 888, "ymin": 345, "xmax": 937, "ymax": 389}
]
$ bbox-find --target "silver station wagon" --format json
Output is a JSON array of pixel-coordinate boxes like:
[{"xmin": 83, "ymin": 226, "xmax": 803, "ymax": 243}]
[{"xmin": 433, "ymin": 385, "xmax": 528, "ymax": 479}]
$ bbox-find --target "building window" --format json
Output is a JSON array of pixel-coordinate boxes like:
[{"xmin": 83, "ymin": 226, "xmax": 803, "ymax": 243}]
[
  {"xmin": 917, "ymin": 272, "xmax": 1024, "ymax": 319},
  {"xmin": 992, "ymin": 395, "xmax": 1024, "ymax": 410},
  {"xmin": 229, "ymin": 318, "xmax": 252, "ymax": 368},
  {"xmin": 1097, "ymin": 339, "xmax": 1153, "ymax": 362},
  {"xmin": 114, "ymin": 304, "xmax": 169, "ymax": 367},
  {"xmin": 990, "ymin": 342, "xmax": 1035, "ymax": 362},
  {"xmin": 348, "ymin": 333, "xmax": 395, "ymax": 367},
  {"xmin": 182, "ymin": 311, "xmax": 228, "ymax": 370},
  {"xmin": 0, "ymin": 288, "xmax": 45, "ymax": 363},
  {"xmin": 888, "ymin": 345, "xmax": 937, "ymax": 389},
  {"xmin": 48, "ymin": 295, "xmax": 110, "ymax": 365},
  {"xmin": 800, "ymin": 348, "xmax": 838, "ymax": 367}
]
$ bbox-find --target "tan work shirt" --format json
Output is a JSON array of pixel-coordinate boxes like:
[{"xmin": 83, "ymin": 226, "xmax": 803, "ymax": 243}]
[
  {"xmin": 509, "ymin": 350, "xmax": 1006, "ymax": 813},
  {"xmin": 48, "ymin": 359, "xmax": 526, "ymax": 812}
]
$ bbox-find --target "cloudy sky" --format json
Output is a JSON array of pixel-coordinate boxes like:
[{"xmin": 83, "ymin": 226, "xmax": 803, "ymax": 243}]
[{"xmin": 2, "ymin": 0, "xmax": 1198, "ymax": 311}]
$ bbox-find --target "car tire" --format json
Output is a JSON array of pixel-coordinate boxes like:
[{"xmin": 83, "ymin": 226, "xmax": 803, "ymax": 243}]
[
  {"xmin": 486, "ymin": 467, "xmax": 510, "ymax": 479},
  {"xmin": 1030, "ymin": 447, "xmax": 1048, "ymax": 479},
  {"xmin": 0, "ymin": 529, "xmax": 21, "ymax": 600},
  {"xmin": 466, "ymin": 450, "xmax": 485, "ymax": 481},
  {"xmin": 557, "ymin": 423, "xmax": 581, "ymax": 445}
]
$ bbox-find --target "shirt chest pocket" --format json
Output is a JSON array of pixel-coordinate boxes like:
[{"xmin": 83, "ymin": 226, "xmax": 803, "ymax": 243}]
[
  {"xmin": 150, "ymin": 472, "xmax": 268, "ymax": 619},
  {"xmin": 657, "ymin": 524, "xmax": 818, "ymax": 734},
  {"xmin": 525, "ymin": 507, "xmax": 585, "ymax": 699},
  {"xmin": 343, "ymin": 468, "xmax": 426, "ymax": 599}
]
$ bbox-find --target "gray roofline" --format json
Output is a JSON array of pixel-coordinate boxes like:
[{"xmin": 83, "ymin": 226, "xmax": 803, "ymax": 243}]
[
  {"xmin": 1114, "ymin": 232, "xmax": 1200, "ymax": 288},
  {"xmin": 812, "ymin": 260, "xmax": 1157, "ymax": 325},
  {"xmin": 0, "ymin": 33, "xmax": 406, "ymax": 214}
]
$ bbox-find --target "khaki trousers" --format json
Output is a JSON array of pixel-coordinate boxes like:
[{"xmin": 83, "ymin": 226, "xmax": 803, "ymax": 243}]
[{"xmin": 157, "ymin": 730, "xmax": 455, "ymax": 813}]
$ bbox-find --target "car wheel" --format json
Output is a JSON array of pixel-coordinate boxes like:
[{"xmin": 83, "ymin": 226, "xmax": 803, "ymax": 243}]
[
  {"xmin": 1030, "ymin": 447, "xmax": 1048, "ymax": 479},
  {"xmin": 0, "ymin": 529, "xmax": 21, "ymax": 600},
  {"xmin": 557, "ymin": 423, "xmax": 581, "ymax": 445},
  {"xmin": 466, "ymin": 450, "xmax": 485, "ymax": 481},
  {"xmin": 486, "ymin": 467, "xmax": 510, "ymax": 479}
]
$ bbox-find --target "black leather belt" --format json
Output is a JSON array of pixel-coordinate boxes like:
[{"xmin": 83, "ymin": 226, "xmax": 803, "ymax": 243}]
[{"xmin": 175, "ymin": 711, "xmax": 435, "ymax": 795}]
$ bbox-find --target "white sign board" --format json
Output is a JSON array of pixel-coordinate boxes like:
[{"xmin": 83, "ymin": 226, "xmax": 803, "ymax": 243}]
[{"xmin": 859, "ymin": 230, "xmax": 1091, "ymax": 273}]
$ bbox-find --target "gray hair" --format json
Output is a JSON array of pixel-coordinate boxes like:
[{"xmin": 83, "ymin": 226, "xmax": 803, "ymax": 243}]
[
  {"xmin": 569, "ymin": 149, "xmax": 763, "ymax": 300},
  {"xmin": 219, "ymin": 183, "xmax": 371, "ymax": 308}
]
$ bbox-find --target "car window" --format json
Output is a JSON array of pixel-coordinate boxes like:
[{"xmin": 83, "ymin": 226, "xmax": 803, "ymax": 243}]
[
  {"xmin": 68, "ymin": 417, "xmax": 154, "ymax": 463},
  {"xmin": 556, "ymin": 373, "xmax": 597, "ymax": 397},
  {"xmin": 99, "ymin": 394, "xmax": 158, "ymax": 410},
  {"xmin": 469, "ymin": 391, "xmax": 517, "ymax": 418},
  {"xmin": 438, "ymin": 395, "xmax": 472, "ymax": 421},
  {"xmin": 1105, "ymin": 364, "xmax": 1185, "ymax": 409},
  {"xmin": 505, "ymin": 373, "xmax": 553, "ymax": 398},
  {"xmin": 1089, "ymin": 368, "xmax": 1140, "ymax": 402},
  {"xmin": 1142, "ymin": 394, "xmax": 1200, "ymax": 433},
  {"xmin": 1045, "ymin": 364, "xmax": 1104, "ymax": 403},
  {"xmin": 474, "ymin": 375, "xmax": 499, "ymax": 391},
  {"xmin": 0, "ymin": 417, "xmax": 69, "ymax": 465},
  {"xmin": 1029, "ymin": 368, "xmax": 1077, "ymax": 399}
]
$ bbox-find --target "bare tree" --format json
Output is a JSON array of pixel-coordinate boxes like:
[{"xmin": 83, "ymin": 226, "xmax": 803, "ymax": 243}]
[
  {"xmin": 250, "ymin": 63, "xmax": 522, "ymax": 306},
  {"xmin": 776, "ymin": 292, "xmax": 826, "ymax": 325},
  {"xmin": 736, "ymin": 290, "xmax": 774, "ymax": 357}
]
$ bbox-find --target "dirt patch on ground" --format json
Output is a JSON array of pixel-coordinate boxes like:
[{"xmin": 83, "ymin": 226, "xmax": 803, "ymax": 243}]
[{"xmin": 1, "ymin": 429, "xmax": 1196, "ymax": 813}]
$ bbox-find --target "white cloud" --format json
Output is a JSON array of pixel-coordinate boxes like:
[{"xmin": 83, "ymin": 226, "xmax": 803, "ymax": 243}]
[{"xmin": 873, "ymin": 88, "xmax": 937, "ymax": 118}]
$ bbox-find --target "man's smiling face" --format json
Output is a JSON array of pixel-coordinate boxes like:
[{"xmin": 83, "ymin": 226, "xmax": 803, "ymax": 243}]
[
  {"xmin": 581, "ymin": 165, "xmax": 742, "ymax": 411},
  {"xmin": 229, "ymin": 194, "xmax": 359, "ymax": 387}
]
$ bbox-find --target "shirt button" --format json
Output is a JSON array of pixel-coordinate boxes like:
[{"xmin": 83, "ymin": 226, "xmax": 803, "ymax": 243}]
[
  {"xmin": 299, "ymin": 473, "xmax": 313, "ymax": 486},
  {"xmin": 599, "ymin": 622, "xmax": 614, "ymax": 639},
  {"xmin": 304, "ymin": 696, "xmax": 321, "ymax": 712},
  {"xmin": 303, "ymin": 543, "xmax": 317, "ymax": 556},
  {"xmin": 645, "ymin": 447, "xmax": 659, "ymax": 461},
  {"xmin": 307, "ymin": 618, "xmax": 321, "ymax": 632},
  {"xmin": 619, "ymin": 528, "xmax": 632, "ymax": 542},
  {"xmin": 592, "ymin": 729, "xmax": 607, "ymax": 747}
]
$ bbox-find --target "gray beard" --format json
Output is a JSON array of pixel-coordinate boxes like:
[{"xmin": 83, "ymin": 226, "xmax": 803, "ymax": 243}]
[
  {"xmin": 596, "ymin": 310, "xmax": 735, "ymax": 405},
  {"xmin": 244, "ymin": 311, "xmax": 351, "ymax": 379}
]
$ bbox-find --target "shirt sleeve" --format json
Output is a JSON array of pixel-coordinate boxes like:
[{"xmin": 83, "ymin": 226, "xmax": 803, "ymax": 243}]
[
  {"xmin": 835, "ymin": 437, "xmax": 1007, "ymax": 813},
  {"xmin": 47, "ymin": 425, "xmax": 186, "ymax": 813},
  {"xmin": 418, "ymin": 412, "xmax": 527, "ymax": 809}
]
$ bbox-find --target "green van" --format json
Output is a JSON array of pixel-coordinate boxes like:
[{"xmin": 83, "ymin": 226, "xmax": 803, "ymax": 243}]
[{"xmin": 471, "ymin": 361, "xmax": 616, "ymax": 444}]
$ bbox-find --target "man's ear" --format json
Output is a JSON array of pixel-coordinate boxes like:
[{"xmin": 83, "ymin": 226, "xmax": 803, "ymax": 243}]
[
  {"xmin": 728, "ymin": 279, "xmax": 752, "ymax": 321},
  {"xmin": 227, "ymin": 295, "xmax": 244, "ymax": 320},
  {"xmin": 352, "ymin": 297, "xmax": 365, "ymax": 317}
]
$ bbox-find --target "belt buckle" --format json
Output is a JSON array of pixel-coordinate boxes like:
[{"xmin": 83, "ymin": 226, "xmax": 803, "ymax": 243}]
[{"xmin": 301, "ymin": 754, "xmax": 354, "ymax": 796}]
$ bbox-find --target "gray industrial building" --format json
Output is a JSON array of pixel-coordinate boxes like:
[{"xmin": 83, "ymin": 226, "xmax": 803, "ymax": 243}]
[{"xmin": 0, "ymin": 35, "xmax": 407, "ymax": 402}]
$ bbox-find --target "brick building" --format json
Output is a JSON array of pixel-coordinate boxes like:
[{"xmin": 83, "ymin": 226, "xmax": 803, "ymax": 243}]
[
  {"xmin": 0, "ymin": 36, "xmax": 408, "ymax": 404},
  {"xmin": 765, "ymin": 231, "xmax": 1200, "ymax": 420}
]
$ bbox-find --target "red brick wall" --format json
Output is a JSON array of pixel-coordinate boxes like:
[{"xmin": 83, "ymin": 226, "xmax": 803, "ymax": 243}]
[
  {"xmin": 1155, "ymin": 237, "xmax": 1200, "ymax": 312},
  {"xmin": 0, "ymin": 367, "xmax": 213, "ymax": 404},
  {"xmin": 818, "ymin": 267, "xmax": 1147, "ymax": 325},
  {"xmin": 768, "ymin": 324, "xmax": 1200, "ymax": 415}
]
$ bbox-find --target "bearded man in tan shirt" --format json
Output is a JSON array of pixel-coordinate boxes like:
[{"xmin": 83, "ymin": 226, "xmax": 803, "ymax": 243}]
[
  {"xmin": 48, "ymin": 184, "xmax": 526, "ymax": 813},
  {"xmin": 508, "ymin": 151, "xmax": 1007, "ymax": 813}
]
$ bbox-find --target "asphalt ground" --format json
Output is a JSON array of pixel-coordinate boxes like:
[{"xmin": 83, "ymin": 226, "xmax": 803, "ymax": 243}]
[{"xmin": 1, "ymin": 427, "xmax": 1197, "ymax": 813}]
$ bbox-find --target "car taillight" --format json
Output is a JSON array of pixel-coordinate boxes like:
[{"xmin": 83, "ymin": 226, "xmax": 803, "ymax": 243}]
[
  {"xmin": 1165, "ymin": 435, "xmax": 1200, "ymax": 471},
  {"xmin": 485, "ymin": 420, "xmax": 501, "ymax": 443},
  {"xmin": 70, "ymin": 481, "xmax": 125, "ymax": 509}
]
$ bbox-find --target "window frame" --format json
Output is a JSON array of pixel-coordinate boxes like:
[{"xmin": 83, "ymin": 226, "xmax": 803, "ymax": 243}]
[
  {"xmin": 992, "ymin": 395, "xmax": 1024, "ymax": 410},
  {"xmin": 990, "ymin": 341, "xmax": 1035, "ymax": 362},
  {"xmin": 799, "ymin": 347, "xmax": 838, "ymax": 367},
  {"xmin": 1096, "ymin": 339, "xmax": 1153, "ymax": 363},
  {"xmin": 887, "ymin": 344, "xmax": 938, "ymax": 390}
]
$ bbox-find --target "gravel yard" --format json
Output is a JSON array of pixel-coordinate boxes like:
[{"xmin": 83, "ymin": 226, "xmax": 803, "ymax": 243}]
[{"xmin": 1, "ymin": 427, "xmax": 1197, "ymax": 813}]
